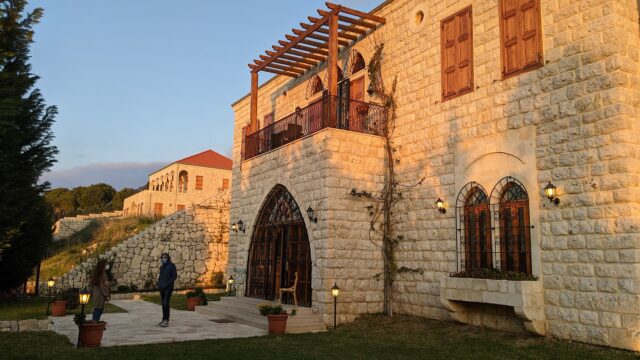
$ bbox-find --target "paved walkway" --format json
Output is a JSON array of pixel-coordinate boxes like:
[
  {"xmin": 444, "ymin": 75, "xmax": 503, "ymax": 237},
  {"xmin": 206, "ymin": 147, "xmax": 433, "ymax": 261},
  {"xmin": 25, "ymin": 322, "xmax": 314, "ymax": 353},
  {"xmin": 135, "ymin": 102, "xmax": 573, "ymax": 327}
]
[{"xmin": 50, "ymin": 299, "xmax": 266, "ymax": 347}]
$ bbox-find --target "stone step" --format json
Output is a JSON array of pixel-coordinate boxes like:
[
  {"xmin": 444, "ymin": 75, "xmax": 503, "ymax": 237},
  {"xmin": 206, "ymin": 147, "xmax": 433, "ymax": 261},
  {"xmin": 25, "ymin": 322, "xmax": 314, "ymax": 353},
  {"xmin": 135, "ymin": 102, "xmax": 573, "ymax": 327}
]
[{"xmin": 196, "ymin": 296, "xmax": 326, "ymax": 333}]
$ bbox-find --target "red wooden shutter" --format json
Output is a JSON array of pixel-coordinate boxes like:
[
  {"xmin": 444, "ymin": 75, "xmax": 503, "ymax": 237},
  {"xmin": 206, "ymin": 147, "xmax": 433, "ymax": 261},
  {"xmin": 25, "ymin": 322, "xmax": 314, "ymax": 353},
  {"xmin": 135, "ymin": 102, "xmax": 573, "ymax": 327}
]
[
  {"xmin": 349, "ymin": 76, "xmax": 364, "ymax": 101},
  {"xmin": 263, "ymin": 112, "xmax": 274, "ymax": 127},
  {"xmin": 457, "ymin": 8, "xmax": 473, "ymax": 93},
  {"xmin": 195, "ymin": 175, "xmax": 203, "ymax": 190},
  {"xmin": 520, "ymin": 0, "xmax": 542, "ymax": 69},
  {"xmin": 441, "ymin": 7, "xmax": 473, "ymax": 101},
  {"xmin": 500, "ymin": 0, "xmax": 542, "ymax": 78}
]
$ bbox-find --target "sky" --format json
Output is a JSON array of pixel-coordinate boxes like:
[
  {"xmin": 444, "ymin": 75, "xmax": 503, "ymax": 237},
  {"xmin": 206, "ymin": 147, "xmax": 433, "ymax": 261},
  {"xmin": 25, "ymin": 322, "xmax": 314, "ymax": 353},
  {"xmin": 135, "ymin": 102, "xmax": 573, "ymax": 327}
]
[{"xmin": 30, "ymin": 0, "xmax": 378, "ymax": 190}]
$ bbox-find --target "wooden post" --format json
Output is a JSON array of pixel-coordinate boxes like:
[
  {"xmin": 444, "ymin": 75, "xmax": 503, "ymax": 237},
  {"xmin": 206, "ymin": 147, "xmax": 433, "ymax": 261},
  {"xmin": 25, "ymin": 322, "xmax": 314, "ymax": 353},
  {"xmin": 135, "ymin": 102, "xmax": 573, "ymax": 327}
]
[
  {"xmin": 326, "ymin": 12, "xmax": 338, "ymax": 126},
  {"xmin": 250, "ymin": 71, "xmax": 259, "ymax": 133}
]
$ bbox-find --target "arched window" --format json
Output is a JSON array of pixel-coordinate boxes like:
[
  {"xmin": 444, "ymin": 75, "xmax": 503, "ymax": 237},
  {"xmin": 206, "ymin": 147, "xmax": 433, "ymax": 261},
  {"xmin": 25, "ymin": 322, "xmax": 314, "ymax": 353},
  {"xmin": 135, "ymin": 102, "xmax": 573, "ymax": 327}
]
[
  {"xmin": 496, "ymin": 180, "xmax": 532, "ymax": 275},
  {"xmin": 150, "ymin": 181, "xmax": 155, "ymax": 191},
  {"xmin": 306, "ymin": 75, "xmax": 324, "ymax": 98},
  {"xmin": 346, "ymin": 50, "xmax": 366, "ymax": 77},
  {"xmin": 463, "ymin": 186, "xmax": 492, "ymax": 271},
  {"xmin": 178, "ymin": 171, "xmax": 188, "ymax": 193}
]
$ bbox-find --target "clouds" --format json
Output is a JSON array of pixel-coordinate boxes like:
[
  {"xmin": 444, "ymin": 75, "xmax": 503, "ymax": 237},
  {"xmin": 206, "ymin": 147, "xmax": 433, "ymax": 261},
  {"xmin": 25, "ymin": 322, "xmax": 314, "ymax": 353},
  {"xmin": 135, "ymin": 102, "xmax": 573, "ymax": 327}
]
[{"xmin": 42, "ymin": 162, "xmax": 167, "ymax": 190}]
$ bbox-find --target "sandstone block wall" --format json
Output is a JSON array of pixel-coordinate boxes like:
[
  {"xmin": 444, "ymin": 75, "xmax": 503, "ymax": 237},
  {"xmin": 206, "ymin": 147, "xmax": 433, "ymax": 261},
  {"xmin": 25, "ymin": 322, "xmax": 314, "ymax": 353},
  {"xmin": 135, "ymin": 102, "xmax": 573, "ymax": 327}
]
[
  {"xmin": 56, "ymin": 195, "xmax": 229, "ymax": 291},
  {"xmin": 228, "ymin": 0, "xmax": 640, "ymax": 351},
  {"xmin": 227, "ymin": 128, "xmax": 387, "ymax": 324}
]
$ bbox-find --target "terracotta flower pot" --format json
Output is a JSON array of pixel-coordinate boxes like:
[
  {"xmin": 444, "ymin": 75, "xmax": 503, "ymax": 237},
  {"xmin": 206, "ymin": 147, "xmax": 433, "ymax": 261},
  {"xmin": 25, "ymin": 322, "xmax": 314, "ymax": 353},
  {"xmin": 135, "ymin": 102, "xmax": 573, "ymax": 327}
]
[
  {"xmin": 186, "ymin": 297, "xmax": 201, "ymax": 311},
  {"xmin": 266, "ymin": 314, "xmax": 289, "ymax": 334},
  {"xmin": 51, "ymin": 300, "xmax": 68, "ymax": 317},
  {"xmin": 78, "ymin": 322, "xmax": 107, "ymax": 347}
]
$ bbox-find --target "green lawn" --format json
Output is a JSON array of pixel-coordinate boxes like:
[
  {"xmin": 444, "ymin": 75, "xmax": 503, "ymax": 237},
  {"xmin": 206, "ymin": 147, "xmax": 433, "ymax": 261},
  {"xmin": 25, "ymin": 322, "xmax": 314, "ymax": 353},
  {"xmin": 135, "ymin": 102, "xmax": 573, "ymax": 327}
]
[
  {"xmin": 0, "ymin": 296, "xmax": 126, "ymax": 321},
  {"xmin": 140, "ymin": 292, "xmax": 224, "ymax": 310},
  {"xmin": 0, "ymin": 315, "xmax": 636, "ymax": 359}
]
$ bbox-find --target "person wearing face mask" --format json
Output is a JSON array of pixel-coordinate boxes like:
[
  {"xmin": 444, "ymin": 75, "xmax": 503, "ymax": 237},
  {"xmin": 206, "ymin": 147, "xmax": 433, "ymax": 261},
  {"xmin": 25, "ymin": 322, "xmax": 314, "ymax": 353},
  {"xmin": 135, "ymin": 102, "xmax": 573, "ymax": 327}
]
[{"xmin": 157, "ymin": 252, "xmax": 177, "ymax": 327}]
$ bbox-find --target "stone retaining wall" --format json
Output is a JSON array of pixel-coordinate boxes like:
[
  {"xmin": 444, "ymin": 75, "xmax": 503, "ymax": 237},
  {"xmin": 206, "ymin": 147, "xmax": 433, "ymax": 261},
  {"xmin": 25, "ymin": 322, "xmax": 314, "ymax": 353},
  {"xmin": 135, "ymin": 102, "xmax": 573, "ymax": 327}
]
[
  {"xmin": 53, "ymin": 211, "xmax": 123, "ymax": 241},
  {"xmin": 55, "ymin": 194, "xmax": 229, "ymax": 291}
]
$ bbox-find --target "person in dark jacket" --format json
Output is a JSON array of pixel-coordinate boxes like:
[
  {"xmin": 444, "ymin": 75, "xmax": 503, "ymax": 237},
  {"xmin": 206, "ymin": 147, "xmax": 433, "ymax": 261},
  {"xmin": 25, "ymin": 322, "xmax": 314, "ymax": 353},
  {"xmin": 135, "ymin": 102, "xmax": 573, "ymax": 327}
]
[{"xmin": 157, "ymin": 252, "xmax": 177, "ymax": 327}]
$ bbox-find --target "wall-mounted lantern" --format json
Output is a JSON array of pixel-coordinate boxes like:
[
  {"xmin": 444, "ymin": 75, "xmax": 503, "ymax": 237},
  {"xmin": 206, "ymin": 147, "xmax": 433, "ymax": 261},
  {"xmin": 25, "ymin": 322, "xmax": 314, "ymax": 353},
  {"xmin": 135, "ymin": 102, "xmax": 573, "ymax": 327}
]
[
  {"xmin": 236, "ymin": 220, "xmax": 245, "ymax": 233},
  {"xmin": 544, "ymin": 181, "xmax": 560, "ymax": 206},
  {"xmin": 306, "ymin": 207, "xmax": 318, "ymax": 223},
  {"xmin": 435, "ymin": 198, "xmax": 446, "ymax": 214}
]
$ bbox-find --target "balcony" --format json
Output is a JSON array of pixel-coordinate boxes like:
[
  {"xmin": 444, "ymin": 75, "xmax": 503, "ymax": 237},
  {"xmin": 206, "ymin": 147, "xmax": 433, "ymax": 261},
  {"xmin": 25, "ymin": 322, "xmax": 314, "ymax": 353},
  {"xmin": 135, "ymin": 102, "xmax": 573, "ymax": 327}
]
[{"xmin": 243, "ymin": 95, "xmax": 386, "ymax": 160}]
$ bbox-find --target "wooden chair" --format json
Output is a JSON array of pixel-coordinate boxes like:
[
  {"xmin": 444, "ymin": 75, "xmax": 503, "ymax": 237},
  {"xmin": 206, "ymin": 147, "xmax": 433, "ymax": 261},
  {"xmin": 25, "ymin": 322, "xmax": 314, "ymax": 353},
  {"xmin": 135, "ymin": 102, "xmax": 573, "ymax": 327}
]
[{"xmin": 278, "ymin": 272, "xmax": 298, "ymax": 306}]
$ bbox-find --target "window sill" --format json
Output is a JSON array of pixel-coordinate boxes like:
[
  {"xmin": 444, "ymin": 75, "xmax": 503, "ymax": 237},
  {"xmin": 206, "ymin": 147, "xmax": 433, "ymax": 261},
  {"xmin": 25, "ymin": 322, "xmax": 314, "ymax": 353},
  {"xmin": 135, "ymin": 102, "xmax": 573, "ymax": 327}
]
[{"xmin": 439, "ymin": 276, "xmax": 546, "ymax": 335}]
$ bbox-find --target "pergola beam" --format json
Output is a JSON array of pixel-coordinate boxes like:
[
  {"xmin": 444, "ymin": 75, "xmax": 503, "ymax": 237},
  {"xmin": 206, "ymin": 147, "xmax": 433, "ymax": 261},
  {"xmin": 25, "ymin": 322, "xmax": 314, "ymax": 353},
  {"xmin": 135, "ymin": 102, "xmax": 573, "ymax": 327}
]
[
  {"xmin": 274, "ymin": 45, "xmax": 326, "ymax": 61},
  {"xmin": 326, "ymin": 2, "xmax": 386, "ymax": 24},
  {"xmin": 308, "ymin": 16, "xmax": 367, "ymax": 34},
  {"xmin": 318, "ymin": 9, "xmax": 378, "ymax": 29},
  {"xmin": 266, "ymin": 50, "xmax": 319, "ymax": 66},
  {"xmin": 257, "ymin": 56, "xmax": 313, "ymax": 70},
  {"xmin": 252, "ymin": 14, "xmax": 330, "ymax": 73},
  {"xmin": 292, "ymin": 28, "xmax": 350, "ymax": 46},
  {"xmin": 300, "ymin": 22, "xmax": 358, "ymax": 41},
  {"xmin": 286, "ymin": 34, "xmax": 331, "ymax": 50}
]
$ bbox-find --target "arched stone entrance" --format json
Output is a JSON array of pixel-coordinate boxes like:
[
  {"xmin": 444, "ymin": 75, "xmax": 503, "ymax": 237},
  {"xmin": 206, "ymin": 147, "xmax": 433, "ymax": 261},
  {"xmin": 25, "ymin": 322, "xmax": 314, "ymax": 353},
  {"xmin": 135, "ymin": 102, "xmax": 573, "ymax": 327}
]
[{"xmin": 246, "ymin": 185, "xmax": 312, "ymax": 307}]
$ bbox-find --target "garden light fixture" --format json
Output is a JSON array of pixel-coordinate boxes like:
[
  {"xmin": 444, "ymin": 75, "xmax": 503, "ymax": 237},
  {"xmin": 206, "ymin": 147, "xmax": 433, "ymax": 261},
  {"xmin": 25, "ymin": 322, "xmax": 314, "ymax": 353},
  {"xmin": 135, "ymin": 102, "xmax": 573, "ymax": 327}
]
[
  {"xmin": 435, "ymin": 198, "xmax": 446, "ymax": 214},
  {"xmin": 544, "ymin": 181, "xmax": 560, "ymax": 206},
  {"xmin": 45, "ymin": 277, "xmax": 55, "ymax": 316},
  {"xmin": 331, "ymin": 283, "xmax": 340, "ymax": 329},
  {"xmin": 306, "ymin": 206, "xmax": 318, "ymax": 223}
]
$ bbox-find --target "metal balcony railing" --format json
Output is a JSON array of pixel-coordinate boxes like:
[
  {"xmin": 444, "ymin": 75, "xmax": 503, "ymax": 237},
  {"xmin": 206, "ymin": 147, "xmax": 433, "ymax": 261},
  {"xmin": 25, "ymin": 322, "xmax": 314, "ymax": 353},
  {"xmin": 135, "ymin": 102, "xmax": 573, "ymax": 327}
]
[{"xmin": 243, "ymin": 95, "xmax": 387, "ymax": 160}]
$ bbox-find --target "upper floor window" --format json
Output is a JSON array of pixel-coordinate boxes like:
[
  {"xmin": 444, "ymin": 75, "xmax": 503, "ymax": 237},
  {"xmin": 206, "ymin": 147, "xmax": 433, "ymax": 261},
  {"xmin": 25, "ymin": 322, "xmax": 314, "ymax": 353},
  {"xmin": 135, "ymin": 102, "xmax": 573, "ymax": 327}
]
[
  {"xmin": 346, "ymin": 50, "xmax": 366, "ymax": 77},
  {"xmin": 441, "ymin": 6, "xmax": 473, "ymax": 101},
  {"xmin": 195, "ymin": 175, "xmax": 204, "ymax": 190},
  {"xmin": 222, "ymin": 178, "xmax": 230, "ymax": 189},
  {"xmin": 307, "ymin": 75, "xmax": 324, "ymax": 99},
  {"xmin": 499, "ymin": 0, "xmax": 543, "ymax": 78},
  {"xmin": 178, "ymin": 171, "xmax": 188, "ymax": 193}
]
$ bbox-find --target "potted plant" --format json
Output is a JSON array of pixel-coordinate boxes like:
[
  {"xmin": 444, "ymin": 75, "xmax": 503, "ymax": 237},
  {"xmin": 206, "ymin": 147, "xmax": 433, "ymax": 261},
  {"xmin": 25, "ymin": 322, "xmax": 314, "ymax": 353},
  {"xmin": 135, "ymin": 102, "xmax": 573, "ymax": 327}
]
[
  {"xmin": 51, "ymin": 288, "xmax": 79, "ymax": 316},
  {"xmin": 185, "ymin": 287, "xmax": 208, "ymax": 311},
  {"xmin": 74, "ymin": 313, "xmax": 107, "ymax": 347},
  {"xmin": 257, "ymin": 303, "xmax": 297, "ymax": 334}
]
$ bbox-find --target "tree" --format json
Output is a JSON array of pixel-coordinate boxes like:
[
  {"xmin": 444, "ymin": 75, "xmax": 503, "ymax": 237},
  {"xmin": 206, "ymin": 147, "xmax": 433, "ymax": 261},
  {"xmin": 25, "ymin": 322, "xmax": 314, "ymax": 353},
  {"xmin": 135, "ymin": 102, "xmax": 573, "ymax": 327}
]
[
  {"xmin": 111, "ymin": 187, "xmax": 138, "ymax": 210},
  {"xmin": 44, "ymin": 188, "xmax": 76, "ymax": 217},
  {"xmin": 0, "ymin": 0, "xmax": 58, "ymax": 291},
  {"xmin": 74, "ymin": 183, "xmax": 115, "ymax": 213}
]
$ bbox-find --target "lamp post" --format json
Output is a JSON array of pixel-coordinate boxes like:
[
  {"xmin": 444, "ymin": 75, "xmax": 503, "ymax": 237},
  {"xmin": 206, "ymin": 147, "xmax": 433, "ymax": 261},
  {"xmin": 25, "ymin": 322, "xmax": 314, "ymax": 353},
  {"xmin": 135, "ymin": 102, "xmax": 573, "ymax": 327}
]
[
  {"xmin": 228, "ymin": 275, "xmax": 235, "ymax": 296},
  {"xmin": 77, "ymin": 288, "xmax": 91, "ymax": 348},
  {"xmin": 45, "ymin": 277, "xmax": 55, "ymax": 316},
  {"xmin": 331, "ymin": 283, "xmax": 340, "ymax": 329}
]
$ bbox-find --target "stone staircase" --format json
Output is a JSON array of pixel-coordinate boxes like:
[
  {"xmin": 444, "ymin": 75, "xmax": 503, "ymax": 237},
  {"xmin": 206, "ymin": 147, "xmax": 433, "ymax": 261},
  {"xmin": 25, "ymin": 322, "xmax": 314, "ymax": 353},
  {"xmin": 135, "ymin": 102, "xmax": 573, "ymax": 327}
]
[{"xmin": 195, "ymin": 296, "xmax": 326, "ymax": 333}]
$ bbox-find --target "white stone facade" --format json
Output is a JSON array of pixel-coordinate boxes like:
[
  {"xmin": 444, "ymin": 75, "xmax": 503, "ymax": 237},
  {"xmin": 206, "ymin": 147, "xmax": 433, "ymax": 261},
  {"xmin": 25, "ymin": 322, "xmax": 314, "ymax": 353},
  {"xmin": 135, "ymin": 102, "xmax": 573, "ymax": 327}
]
[{"xmin": 227, "ymin": 0, "xmax": 640, "ymax": 351}]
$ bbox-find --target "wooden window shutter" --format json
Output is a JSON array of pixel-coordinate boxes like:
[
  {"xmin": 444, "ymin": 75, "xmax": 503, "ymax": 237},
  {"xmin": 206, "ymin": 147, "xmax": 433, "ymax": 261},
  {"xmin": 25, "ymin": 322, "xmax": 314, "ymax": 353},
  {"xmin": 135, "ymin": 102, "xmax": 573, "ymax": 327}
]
[
  {"xmin": 263, "ymin": 112, "xmax": 274, "ymax": 127},
  {"xmin": 500, "ymin": 0, "xmax": 543, "ymax": 78},
  {"xmin": 195, "ymin": 175, "xmax": 203, "ymax": 190},
  {"xmin": 441, "ymin": 6, "xmax": 473, "ymax": 101}
]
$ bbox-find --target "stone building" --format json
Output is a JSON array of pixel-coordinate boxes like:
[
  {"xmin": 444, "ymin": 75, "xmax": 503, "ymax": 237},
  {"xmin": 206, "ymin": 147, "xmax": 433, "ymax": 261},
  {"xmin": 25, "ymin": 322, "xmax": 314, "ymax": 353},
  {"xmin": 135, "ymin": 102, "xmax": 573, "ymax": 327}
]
[
  {"xmin": 123, "ymin": 149, "xmax": 232, "ymax": 218},
  {"xmin": 225, "ymin": 0, "xmax": 640, "ymax": 351}
]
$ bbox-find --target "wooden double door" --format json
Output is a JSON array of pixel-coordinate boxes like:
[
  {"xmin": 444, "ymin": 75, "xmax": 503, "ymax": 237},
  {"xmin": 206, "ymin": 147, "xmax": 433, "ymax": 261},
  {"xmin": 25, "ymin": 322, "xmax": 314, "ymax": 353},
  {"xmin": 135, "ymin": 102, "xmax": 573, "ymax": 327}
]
[{"xmin": 246, "ymin": 185, "xmax": 312, "ymax": 307}]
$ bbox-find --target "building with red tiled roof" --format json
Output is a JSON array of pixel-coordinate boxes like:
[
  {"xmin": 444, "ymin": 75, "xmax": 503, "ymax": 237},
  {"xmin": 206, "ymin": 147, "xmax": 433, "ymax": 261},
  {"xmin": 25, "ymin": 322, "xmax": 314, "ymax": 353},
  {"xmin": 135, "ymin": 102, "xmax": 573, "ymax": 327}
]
[{"xmin": 123, "ymin": 150, "xmax": 232, "ymax": 218}]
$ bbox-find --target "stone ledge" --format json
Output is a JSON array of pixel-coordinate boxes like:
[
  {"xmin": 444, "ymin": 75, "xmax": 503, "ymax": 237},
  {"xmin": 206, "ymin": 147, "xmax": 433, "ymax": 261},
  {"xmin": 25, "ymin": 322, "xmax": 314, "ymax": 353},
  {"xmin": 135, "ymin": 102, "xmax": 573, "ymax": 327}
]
[
  {"xmin": 440, "ymin": 276, "xmax": 547, "ymax": 335},
  {"xmin": 0, "ymin": 319, "xmax": 53, "ymax": 332}
]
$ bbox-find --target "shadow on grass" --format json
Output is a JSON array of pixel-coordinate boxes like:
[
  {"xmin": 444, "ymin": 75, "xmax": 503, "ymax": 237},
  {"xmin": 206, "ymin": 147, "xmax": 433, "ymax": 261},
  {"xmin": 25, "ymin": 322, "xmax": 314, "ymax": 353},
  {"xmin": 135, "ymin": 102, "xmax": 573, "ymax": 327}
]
[{"xmin": 0, "ymin": 314, "xmax": 636, "ymax": 360}]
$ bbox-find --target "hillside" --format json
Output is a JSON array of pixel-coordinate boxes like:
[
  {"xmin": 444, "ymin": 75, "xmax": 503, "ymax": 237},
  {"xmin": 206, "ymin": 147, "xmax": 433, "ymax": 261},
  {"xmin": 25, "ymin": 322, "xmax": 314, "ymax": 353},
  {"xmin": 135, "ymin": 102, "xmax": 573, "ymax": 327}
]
[{"xmin": 37, "ymin": 217, "xmax": 154, "ymax": 282}]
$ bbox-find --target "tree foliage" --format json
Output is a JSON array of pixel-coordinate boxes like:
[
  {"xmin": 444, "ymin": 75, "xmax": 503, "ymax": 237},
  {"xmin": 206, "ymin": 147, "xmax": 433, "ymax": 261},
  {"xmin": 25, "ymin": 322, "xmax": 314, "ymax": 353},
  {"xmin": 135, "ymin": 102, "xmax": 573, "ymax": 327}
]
[
  {"xmin": 0, "ymin": 0, "xmax": 58, "ymax": 291},
  {"xmin": 45, "ymin": 185, "xmax": 138, "ymax": 217}
]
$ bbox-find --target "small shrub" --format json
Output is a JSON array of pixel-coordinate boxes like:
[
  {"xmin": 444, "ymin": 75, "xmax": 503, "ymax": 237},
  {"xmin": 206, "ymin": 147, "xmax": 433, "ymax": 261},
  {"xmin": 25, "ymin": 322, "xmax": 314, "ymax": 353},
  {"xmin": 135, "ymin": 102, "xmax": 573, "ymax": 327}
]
[
  {"xmin": 257, "ymin": 304, "xmax": 296, "ymax": 317},
  {"xmin": 211, "ymin": 272, "xmax": 225, "ymax": 288},
  {"xmin": 186, "ymin": 287, "xmax": 207, "ymax": 305},
  {"xmin": 58, "ymin": 288, "xmax": 79, "ymax": 309},
  {"xmin": 451, "ymin": 268, "xmax": 538, "ymax": 281},
  {"xmin": 129, "ymin": 284, "xmax": 138, "ymax": 292},
  {"xmin": 116, "ymin": 285, "xmax": 130, "ymax": 293}
]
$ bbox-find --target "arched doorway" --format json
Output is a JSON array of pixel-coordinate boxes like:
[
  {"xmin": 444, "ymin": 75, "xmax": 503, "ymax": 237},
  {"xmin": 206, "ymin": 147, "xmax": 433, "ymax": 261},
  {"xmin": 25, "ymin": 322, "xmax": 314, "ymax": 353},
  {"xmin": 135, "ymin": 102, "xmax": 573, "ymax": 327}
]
[{"xmin": 246, "ymin": 185, "xmax": 312, "ymax": 307}]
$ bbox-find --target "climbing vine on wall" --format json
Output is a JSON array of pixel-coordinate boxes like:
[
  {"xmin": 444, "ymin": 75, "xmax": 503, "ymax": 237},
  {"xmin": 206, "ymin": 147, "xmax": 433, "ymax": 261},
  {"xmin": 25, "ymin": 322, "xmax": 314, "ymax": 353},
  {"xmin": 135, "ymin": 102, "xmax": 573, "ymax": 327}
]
[{"xmin": 350, "ymin": 42, "xmax": 423, "ymax": 316}]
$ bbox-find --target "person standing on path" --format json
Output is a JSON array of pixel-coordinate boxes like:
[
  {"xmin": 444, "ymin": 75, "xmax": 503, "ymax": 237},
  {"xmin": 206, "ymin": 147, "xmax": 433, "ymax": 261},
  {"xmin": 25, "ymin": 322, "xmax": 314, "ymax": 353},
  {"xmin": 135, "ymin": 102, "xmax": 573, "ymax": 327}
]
[
  {"xmin": 90, "ymin": 259, "xmax": 110, "ymax": 321},
  {"xmin": 157, "ymin": 252, "xmax": 177, "ymax": 327}
]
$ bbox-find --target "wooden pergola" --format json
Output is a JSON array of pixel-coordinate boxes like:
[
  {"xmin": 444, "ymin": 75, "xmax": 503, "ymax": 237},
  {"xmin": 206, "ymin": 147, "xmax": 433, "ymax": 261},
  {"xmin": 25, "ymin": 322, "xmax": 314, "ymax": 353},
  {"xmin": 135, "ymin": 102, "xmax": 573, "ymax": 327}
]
[{"xmin": 246, "ymin": 2, "xmax": 385, "ymax": 133}]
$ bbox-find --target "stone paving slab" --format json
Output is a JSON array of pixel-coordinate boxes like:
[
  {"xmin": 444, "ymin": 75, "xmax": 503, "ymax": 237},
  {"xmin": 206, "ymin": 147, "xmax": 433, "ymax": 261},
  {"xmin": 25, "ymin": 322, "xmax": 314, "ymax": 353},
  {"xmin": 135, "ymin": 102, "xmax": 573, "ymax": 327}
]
[{"xmin": 50, "ymin": 299, "xmax": 266, "ymax": 347}]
